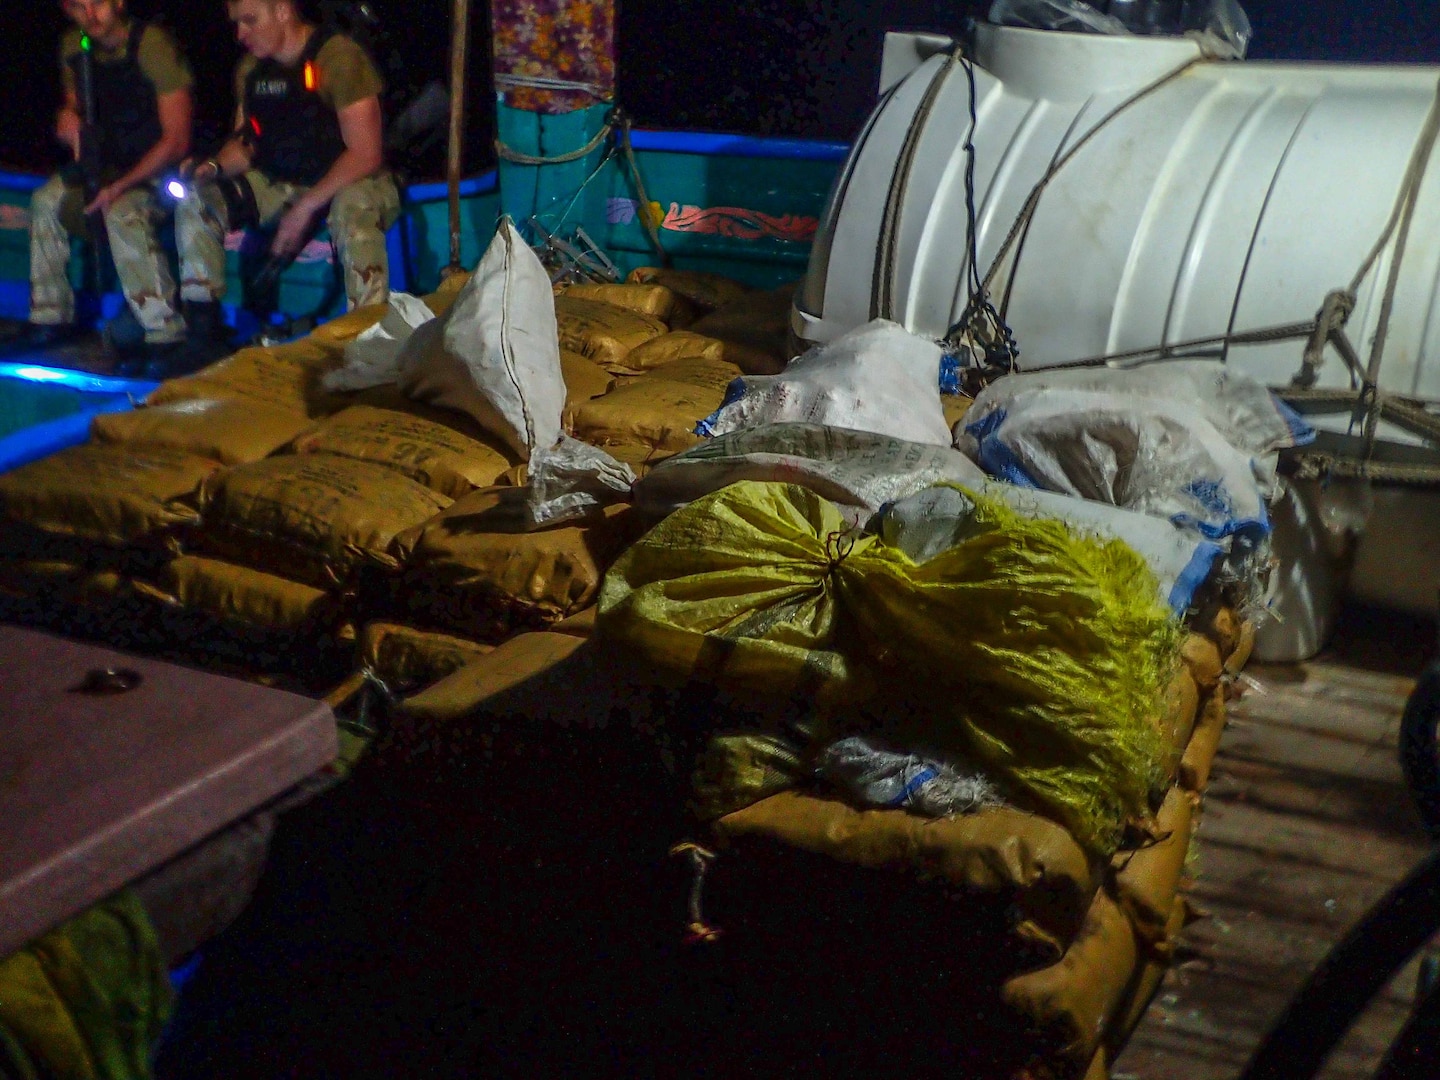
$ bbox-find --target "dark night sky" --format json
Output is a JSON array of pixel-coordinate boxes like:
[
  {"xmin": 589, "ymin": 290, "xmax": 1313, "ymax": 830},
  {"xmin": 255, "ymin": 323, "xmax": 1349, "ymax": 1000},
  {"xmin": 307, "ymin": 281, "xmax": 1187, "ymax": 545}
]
[{"xmin": 1, "ymin": 1, "xmax": 1439, "ymax": 175}]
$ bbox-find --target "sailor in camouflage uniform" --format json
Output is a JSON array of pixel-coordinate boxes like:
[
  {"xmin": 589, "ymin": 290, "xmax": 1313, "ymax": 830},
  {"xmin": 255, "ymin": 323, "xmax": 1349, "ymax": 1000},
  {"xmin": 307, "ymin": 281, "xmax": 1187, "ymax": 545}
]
[
  {"xmin": 25, "ymin": 0, "xmax": 193, "ymax": 364},
  {"xmin": 174, "ymin": 0, "xmax": 401, "ymax": 353}
]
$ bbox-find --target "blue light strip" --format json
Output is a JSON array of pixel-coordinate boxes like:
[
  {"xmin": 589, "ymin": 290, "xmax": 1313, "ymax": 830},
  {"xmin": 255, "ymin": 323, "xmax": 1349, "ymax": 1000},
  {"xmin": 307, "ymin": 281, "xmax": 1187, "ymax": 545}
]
[
  {"xmin": 0, "ymin": 362, "xmax": 158, "ymax": 396},
  {"xmin": 404, "ymin": 170, "xmax": 499, "ymax": 203},
  {"xmin": 0, "ymin": 171, "xmax": 46, "ymax": 193},
  {"xmin": 627, "ymin": 130, "xmax": 851, "ymax": 162}
]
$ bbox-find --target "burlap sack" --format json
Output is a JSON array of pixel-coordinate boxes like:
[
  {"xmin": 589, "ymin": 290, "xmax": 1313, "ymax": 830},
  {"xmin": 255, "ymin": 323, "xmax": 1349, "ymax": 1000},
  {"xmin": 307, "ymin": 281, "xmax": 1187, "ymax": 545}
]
[
  {"xmin": 91, "ymin": 398, "xmax": 318, "ymax": 466},
  {"xmin": 0, "ymin": 444, "xmax": 220, "ymax": 549},
  {"xmin": 1111, "ymin": 785, "xmax": 1194, "ymax": 951},
  {"xmin": 394, "ymin": 489, "xmax": 634, "ymax": 639},
  {"xmin": 560, "ymin": 349, "xmax": 614, "ymax": 414},
  {"xmin": 159, "ymin": 554, "xmax": 347, "ymax": 634},
  {"xmin": 626, "ymin": 266, "xmax": 752, "ymax": 313},
  {"xmin": 1179, "ymin": 691, "xmax": 1228, "ymax": 793},
  {"xmin": 402, "ymin": 630, "xmax": 590, "ymax": 720},
  {"xmin": 614, "ymin": 332, "xmax": 730, "ymax": 374},
  {"xmin": 1163, "ymin": 669, "xmax": 1202, "ymax": 764},
  {"xmin": 0, "ymin": 557, "xmax": 129, "ymax": 608},
  {"xmin": 561, "ymin": 282, "xmax": 680, "ymax": 322},
  {"xmin": 942, "ymin": 393, "xmax": 974, "ymax": 431},
  {"xmin": 145, "ymin": 341, "xmax": 344, "ymax": 416},
  {"xmin": 685, "ymin": 283, "xmax": 797, "ymax": 375},
  {"xmin": 712, "ymin": 792, "xmax": 1098, "ymax": 964},
  {"xmin": 554, "ymin": 295, "xmax": 668, "ymax": 367},
  {"xmin": 197, "ymin": 454, "xmax": 450, "ymax": 588},
  {"xmin": 1104, "ymin": 895, "xmax": 1190, "ymax": 1061},
  {"xmin": 359, "ymin": 621, "xmax": 495, "ymax": 691},
  {"xmin": 305, "ymin": 302, "xmax": 389, "ymax": 348},
  {"xmin": 568, "ymin": 357, "xmax": 743, "ymax": 452},
  {"xmin": 1181, "ymin": 633, "xmax": 1224, "ymax": 694},
  {"xmin": 287, "ymin": 404, "xmax": 517, "ymax": 498},
  {"xmin": 1001, "ymin": 886, "xmax": 1140, "ymax": 1071}
]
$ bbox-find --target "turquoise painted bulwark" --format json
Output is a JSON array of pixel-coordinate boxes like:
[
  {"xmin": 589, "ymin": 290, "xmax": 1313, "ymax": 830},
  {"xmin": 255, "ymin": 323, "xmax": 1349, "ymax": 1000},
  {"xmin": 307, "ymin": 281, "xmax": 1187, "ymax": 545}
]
[
  {"xmin": 493, "ymin": 104, "xmax": 844, "ymax": 289},
  {"xmin": 0, "ymin": 125, "xmax": 843, "ymax": 319}
]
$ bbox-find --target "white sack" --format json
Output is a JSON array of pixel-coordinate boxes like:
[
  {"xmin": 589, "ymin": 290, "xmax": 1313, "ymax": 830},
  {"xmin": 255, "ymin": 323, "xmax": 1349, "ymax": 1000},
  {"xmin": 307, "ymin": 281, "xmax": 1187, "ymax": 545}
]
[
  {"xmin": 399, "ymin": 218, "xmax": 565, "ymax": 460},
  {"xmin": 632, "ymin": 422, "xmax": 989, "ymax": 520},
  {"xmin": 879, "ymin": 483, "xmax": 1225, "ymax": 615},
  {"xmin": 957, "ymin": 361, "xmax": 1315, "ymax": 540},
  {"xmin": 322, "ymin": 292, "xmax": 436, "ymax": 392},
  {"xmin": 697, "ymin": 319, "xmax": 953, "ymax": 447},
  {"xmin": 524, "ymin": 435, "xmax": 637, "ymax": 528}
]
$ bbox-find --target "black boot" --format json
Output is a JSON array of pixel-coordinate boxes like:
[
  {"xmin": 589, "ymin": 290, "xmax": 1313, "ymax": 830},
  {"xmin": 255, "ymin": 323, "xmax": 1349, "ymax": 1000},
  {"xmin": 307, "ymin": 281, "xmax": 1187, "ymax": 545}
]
[
  {"xmin": 183, "ymin": 300, "xmax": 230, "ymax": 346},
  {"xmin": 1, "ymin": 321, "xmax": 88, "ymax": 354}
]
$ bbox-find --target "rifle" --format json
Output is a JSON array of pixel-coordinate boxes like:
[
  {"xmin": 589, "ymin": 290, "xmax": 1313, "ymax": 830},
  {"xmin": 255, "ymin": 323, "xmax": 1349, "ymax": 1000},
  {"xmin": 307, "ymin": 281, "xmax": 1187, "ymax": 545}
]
[{"xmin": 73, "ymin": 34, "xmax": 110, "ymax": 296}]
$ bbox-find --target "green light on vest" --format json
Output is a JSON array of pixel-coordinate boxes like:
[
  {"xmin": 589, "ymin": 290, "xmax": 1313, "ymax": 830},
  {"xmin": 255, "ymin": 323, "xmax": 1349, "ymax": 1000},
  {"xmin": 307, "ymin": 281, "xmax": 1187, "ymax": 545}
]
[{"xmin": 80, "ymin": 34, "xmax": 91, "ymax": 51}]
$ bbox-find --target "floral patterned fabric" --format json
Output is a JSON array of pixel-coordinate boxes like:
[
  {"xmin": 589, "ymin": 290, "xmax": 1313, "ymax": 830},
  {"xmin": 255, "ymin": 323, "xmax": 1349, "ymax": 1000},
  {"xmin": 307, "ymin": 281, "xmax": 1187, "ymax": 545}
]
[{"xmin": 491, "ymin": 0, "xmax": 615, "ymax": 115}]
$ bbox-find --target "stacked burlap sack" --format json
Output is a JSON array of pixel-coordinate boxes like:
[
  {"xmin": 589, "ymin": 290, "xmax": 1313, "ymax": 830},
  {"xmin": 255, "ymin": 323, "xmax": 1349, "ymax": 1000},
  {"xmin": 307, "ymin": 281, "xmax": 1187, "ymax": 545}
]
[
  {"xmin": 0, "ymin": 208, "xmax": 1254, "ymax": 1078},
  {"xmin": 391, "ymin": 475, "xmax": 1254, "ymax": 1080},
  {"xmin": 0, "ymin": 235, "xmax": 784, "ymax": 694}
]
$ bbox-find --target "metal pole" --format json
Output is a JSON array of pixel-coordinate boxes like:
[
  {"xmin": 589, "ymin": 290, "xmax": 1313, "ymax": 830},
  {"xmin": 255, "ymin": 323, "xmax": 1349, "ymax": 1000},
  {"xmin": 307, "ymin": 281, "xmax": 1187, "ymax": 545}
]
[{"xmin": 445, "ymin": 0, "xmax": 472, "ymax": 275}]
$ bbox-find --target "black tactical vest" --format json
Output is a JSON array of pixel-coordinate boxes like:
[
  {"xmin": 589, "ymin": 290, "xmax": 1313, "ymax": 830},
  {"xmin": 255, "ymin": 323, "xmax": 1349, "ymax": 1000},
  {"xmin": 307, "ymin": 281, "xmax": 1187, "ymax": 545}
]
[
  {"xmin": 67, "ymin": 21, "xmax": 161, "ymax": 177},
  {"xmin": 243, "ymin": 27, "xmax": 349, "ymax": 187}
]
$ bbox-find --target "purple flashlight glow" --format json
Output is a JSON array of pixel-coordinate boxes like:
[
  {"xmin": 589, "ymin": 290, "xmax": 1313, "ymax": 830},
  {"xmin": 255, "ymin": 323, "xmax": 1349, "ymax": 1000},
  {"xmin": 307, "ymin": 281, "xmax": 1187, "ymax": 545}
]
[{"xmin": 166, "ymin": 179, "xmax": 187, "ymax": 200}]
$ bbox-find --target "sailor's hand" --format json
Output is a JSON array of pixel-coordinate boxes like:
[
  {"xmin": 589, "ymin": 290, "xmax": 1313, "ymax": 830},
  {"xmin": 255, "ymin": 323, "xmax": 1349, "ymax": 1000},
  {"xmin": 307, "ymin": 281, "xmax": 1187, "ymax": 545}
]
[
  {"xmin": 84, "ymin": 183, "xmax": 124, "ymax": 217},
  {"xmin": 55, "ymin": 109, "xmax": 81, "ymax": 159},
  {"xmin": 272, "ymin": 199, "xmax": 320, "ymax": 258},
  {"xmin": 182, "ymin": 158, "xmax": 219, "ymax": 183}
]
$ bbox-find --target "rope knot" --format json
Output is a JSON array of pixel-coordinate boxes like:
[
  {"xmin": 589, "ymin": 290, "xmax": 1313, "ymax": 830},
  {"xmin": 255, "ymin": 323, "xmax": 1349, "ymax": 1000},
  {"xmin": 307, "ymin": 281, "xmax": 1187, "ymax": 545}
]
[
  {"xmin": 823, "ymin": 530, "xmax": 858, "ymax": 576},
  {"xmin": 669, "ymin": 842, "xmax": 722, "ymax": 946}
]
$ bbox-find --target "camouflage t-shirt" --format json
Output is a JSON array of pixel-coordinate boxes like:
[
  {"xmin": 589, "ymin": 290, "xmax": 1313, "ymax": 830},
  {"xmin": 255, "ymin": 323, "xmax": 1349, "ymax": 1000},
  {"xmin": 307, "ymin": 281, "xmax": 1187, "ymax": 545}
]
[
  {"xmin": 234, "ymin": 31, "xmax": 383, "ymax": 118},
  {"xmin": 59, "ymin": 21, "xmax": 193, "ymax": 98}
]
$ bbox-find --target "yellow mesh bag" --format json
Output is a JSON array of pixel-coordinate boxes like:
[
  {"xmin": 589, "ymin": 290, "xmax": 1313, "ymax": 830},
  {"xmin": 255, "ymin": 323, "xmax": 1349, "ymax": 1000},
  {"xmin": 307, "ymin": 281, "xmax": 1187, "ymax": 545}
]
[
  {"xmin": 197, "ymin": 453, "xmax": 450, "ymax": 588},
  {"xmin": 91, "ymin": 397, "xmax": 319, "ymax": 466},
  {"xmin": 600, "ymin": 480, "xmax": 1180, "ymax": 853},
  {"xmin": 554, "ymin": 295, "xmax": 668, "ymax": 367},
  {"xmin": 288, "ymin": 404, "xmax": 518, "ymax": 498},
  {"xmin": 567, "ymin": 357, "xmax": 743, "ymax": 453},
  {"xmin": 0, "ymin": 444, "xmax": 220, "ymax": 549}
]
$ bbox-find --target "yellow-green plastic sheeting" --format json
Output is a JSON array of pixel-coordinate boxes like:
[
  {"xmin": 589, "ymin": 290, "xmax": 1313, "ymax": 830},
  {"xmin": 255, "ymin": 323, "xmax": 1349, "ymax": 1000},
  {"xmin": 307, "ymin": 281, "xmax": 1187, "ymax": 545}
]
[{"xmin": 0, "ymin": 892, "xmax": 174, "ymax": 1080}]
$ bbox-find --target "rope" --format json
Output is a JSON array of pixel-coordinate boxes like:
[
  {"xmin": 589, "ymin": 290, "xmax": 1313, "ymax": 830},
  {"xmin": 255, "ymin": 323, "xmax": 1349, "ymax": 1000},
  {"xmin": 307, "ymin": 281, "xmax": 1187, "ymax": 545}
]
[
  {"xmin": 1352, "ymin": 76, "xmax": 1440, "ymax": 456},
  {"xmin": 614, "ymin": 109, "xmax": 670, "ymax": 267},
  {"xmin": 872, "ymin": 47, "xmax": 964, "ymax": 321},
  {"xmin": 495, "ymin": 120, "xmax": 614, "ymax": 166},
  {"xmin": 1290, "ymin": 452, "xmax": 1440, "ymax": 486},
  {"xmin": 669, "ymin": 842, "xmax": 722, "ymax": 945},
  {"xmin": 493, "ymin": 72, "xmax": 612, "ymax": 100},
  {"xmin": 981, "ymin": 57, "xmax": 1205, "ymax": 320}
]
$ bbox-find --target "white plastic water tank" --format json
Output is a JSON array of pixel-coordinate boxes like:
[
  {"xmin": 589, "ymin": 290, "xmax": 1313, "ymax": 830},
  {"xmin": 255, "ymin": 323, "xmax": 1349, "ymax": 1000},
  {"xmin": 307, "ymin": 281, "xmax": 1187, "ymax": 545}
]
[
  {"xmin": 799, "ymin": 23, "xmax": 1440, "ymax": 412},
  {"xmin": 798, "ymin": 24, "xmax": 1440, "ymax": 627}
]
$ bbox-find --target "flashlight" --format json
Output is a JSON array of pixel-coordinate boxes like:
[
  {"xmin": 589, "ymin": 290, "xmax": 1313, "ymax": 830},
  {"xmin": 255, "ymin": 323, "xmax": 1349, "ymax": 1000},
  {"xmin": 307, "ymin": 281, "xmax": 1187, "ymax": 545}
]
[{"xmin": 165, "ymin": 178, "xmax": 188, "ymax": 201}]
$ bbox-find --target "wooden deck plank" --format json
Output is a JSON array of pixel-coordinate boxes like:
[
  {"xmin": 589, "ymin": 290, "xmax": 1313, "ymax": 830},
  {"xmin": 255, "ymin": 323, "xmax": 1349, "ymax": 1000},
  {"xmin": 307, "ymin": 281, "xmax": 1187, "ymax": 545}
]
[{"xmin": 1113, "ymin": 644, "xmax": 1436, "ymax": 1080}]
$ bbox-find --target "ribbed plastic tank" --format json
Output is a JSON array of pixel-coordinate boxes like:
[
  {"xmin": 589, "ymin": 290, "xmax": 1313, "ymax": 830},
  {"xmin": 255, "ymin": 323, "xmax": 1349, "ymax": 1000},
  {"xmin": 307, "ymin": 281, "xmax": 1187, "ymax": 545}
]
[
  {"xmin": 799, "ymin": 24, "xmax": 1440, "ymax": 412},
  {"xmin": 797, "ymin": 24, "xmax": 1440, "ymax": 622}
]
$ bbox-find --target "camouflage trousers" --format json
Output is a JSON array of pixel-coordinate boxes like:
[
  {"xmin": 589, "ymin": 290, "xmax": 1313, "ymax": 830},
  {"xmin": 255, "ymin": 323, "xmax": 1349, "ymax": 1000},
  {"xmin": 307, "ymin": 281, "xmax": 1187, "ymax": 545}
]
[
  {"xmin": 175, "ymin": 171, "xmax": 401, "ymax": 311},
  {"xmin": 29, "ymin": 174, "xmax": 186, "ymax": 344}
]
